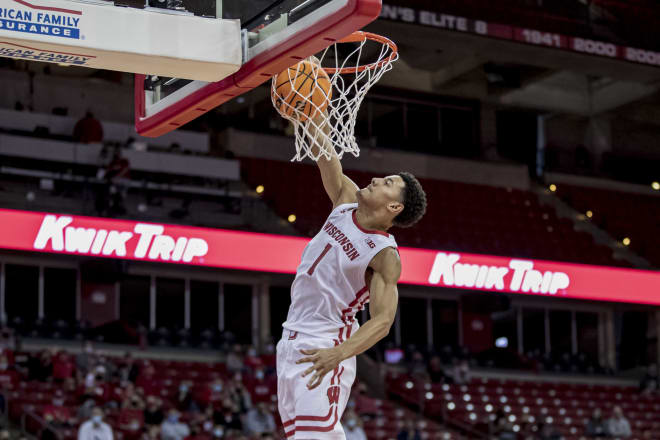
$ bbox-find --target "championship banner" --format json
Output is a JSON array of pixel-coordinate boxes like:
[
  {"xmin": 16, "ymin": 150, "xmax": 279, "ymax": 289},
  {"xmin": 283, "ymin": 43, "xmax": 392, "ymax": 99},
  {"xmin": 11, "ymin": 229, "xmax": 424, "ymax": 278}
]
[
  {"xmin": 379, "ymin": 5, "xmax": 660, "ymax": 68},
  {"xmin": 1, "ymin": 208, "xmax": 659, "ymax": 305}
]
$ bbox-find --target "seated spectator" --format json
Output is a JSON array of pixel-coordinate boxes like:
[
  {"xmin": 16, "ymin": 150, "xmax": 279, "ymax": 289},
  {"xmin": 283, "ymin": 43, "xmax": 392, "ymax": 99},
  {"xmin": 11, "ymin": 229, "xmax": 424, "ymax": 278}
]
[
  {"xmin": 176, "ymin": 380, "xmax": 197, "ymax": 412},
  {"xmin": 408, "ymin": 351, "xmax": 428, "ymax": 381},
  {"xmin": 43, "ymin": 390, "xmax": 73, "ymax": 425},
  {"xmin": 538, "ymin": 422, "xmax": 562, "ymax": 440},
  {"xmin": 0, "ymin": 355, "xmax": 19, "ymax": 386},
  {"xmin": 225, "ymin": 379, "xmax": 252, "ymax": 414},
  {"xmin": 76, "ymin": 341, "xmax": 95, "ymax": 377},
  {"xmin": 52, "ymin": 351, "xmax": 75, "ymax": 382},
  {"xmin": 78, "ymin": 407, "xmax": 113, "ymax": 440},
  {"xmin": 197, "ymin": 377, "xmax": 226, "ymax": 407},
  {"xmin": 73, "ymin": 112, "xmax": 103, "ymax": 144},
  {"xmin": 144, "ymin": 396, "xmax": 165, "ymax": 427},
  {"xmin": 118, "ymin": 352, "xmax": 140, "ymax": 383},
  {"xmin": 343, "ymin": 410, "xmax": 367, "ymax": 440},
  {"xmin": 213, "ymin": 400, "xmax": 242, "ymax": 434},
  {"xmin": 244, "ymin": 402, "xmax": 275, "ymax": 437},
  {"xmin": 640, "ymin": 364, "xmax": 658, "ymax": 394},
  {"xmin": 226, "ymin": 345, "xmax": 244, "ymax": 374},
  {"xmin": 161, "ymin": 410, "xmax": 190, "ymax": 440},
  {"xmin": 428, "ymin": 355, "xmax": 446, "ymax": 383},
  {"xmin": 136, "ymin": 364, "xmax": 157, "ymax": 395},
  {"xmin": 396, "ymin": 419, "xmax": 421, "ymax": 440},
  {"xmin": 244, "ymin": 346, "xmax": 263, "ymax": 370},
  {"xmin": 607, "ymin": 406, "xmax": 631, "ymax": 438},
  {"xmin": 585, "ymin": 408, "xmax": 607, "ymax": 437},
  {"xmin": 492, "ymin": 409, "xmax": 515, "ymax": 440},
  {"xmin": 244, "ymin": 368, "xmax": 275, "ymax": 403},
  {"xmin": 352, "ymin": 383, "xmax": 379, "ymax": 419},
  {"xmin": 452, "ymin": 359, "xmax": 471, "ymax": 385}
]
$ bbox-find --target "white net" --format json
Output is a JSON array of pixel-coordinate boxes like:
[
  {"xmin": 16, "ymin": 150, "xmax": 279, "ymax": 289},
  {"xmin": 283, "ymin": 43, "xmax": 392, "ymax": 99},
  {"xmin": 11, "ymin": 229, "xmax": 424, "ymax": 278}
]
[{"xmin": 271, "ymin": 32, "xmax": 398, "ymax": 162}]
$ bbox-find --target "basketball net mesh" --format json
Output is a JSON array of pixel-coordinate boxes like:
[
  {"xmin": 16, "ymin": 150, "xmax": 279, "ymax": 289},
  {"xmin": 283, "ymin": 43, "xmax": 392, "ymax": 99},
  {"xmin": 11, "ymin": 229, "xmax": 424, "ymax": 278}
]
[{"xmin": 271, "ymin": 33, "xmax": 398, "ymax": 162}]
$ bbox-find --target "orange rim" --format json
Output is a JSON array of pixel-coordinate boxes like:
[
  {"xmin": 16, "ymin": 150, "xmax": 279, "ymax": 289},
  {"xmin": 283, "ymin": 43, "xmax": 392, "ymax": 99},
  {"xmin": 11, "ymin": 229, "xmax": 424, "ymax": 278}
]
[{"xmin": 322, "ymin": 31, "xmax": 398, "ymax": 75}]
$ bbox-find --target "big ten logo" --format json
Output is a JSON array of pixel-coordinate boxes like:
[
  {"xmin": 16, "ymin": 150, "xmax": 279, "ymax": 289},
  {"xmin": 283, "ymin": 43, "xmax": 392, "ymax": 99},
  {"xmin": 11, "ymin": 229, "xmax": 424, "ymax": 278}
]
[{"xmin": 327, "ymin": 385, "xmax": 340, "ymax": 405}]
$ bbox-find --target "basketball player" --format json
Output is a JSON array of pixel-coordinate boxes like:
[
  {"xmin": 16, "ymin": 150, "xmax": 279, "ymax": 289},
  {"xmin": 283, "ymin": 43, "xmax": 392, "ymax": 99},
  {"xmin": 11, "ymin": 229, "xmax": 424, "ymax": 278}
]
[{"xmin": 277, "ymin": 112, "xmax": 427, "ymax": 439}]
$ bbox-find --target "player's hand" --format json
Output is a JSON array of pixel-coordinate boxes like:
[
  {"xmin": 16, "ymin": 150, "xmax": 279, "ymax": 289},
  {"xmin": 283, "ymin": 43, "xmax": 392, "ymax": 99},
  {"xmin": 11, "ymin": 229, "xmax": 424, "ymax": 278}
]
[{"xmin": 297, "ymin": 347, "xmax": 344, "ymax": 390}]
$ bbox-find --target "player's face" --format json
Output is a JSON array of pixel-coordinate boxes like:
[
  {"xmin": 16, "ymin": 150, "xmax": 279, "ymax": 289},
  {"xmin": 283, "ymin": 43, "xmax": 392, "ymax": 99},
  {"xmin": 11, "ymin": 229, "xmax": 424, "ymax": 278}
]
[{"xmin": 359, "ymin": 175, "xmax": 405, "ymax": 213}]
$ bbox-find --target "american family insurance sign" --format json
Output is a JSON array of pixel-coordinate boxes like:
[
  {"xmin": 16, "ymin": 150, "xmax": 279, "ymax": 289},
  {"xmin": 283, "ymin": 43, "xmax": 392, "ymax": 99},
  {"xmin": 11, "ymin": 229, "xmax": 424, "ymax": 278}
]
[{"xmin": 1, "ymin": 209, "xmax": 659, "ymax": 305}]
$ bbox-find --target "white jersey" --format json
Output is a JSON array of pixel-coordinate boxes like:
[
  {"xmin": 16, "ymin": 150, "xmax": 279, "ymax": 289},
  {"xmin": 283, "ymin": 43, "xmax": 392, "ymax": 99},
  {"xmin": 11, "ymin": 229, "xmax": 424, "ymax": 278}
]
[{"xmin": 282, "ymin": 203, "xmax": 398, "ymax": 342}]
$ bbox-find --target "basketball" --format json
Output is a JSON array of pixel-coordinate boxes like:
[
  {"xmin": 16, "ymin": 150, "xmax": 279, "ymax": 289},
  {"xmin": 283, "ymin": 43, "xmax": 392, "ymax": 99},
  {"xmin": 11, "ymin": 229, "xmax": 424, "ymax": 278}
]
[{"xmin": 272, "ymin": 60, "xmax": 332, "ymax": 122}]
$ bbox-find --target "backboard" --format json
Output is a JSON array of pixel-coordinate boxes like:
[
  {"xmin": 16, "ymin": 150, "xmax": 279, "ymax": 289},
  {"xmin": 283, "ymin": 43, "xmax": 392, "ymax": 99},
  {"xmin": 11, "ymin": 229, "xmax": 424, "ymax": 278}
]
[{"xmin": 134, "ymin": 0, "xmax": 382, "ymax": 137}]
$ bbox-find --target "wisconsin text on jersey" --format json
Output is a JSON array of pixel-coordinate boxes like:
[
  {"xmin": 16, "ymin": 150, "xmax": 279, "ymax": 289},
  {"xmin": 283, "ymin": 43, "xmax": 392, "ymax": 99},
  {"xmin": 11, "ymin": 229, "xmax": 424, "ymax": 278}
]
[{"xmin": 322, "ymin": 221, "xmax": 359, "ymax": 261}]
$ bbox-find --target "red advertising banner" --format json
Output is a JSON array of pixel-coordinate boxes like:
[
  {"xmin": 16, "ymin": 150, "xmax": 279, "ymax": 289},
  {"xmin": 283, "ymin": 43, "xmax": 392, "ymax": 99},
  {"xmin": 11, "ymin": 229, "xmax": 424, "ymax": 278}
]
[
  {"xmin": 379, "ymin": 6, "xmax": 660, "ymax": 68},
  {"xmin": 1, "ymin": 209, "xmax": 659, "ymax": 305}
]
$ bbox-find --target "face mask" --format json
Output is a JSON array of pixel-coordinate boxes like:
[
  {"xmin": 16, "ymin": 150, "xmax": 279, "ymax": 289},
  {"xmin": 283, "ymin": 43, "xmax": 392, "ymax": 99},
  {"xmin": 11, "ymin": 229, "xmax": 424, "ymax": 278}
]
[
  {"xmin": 347, "ymin": 419, "xmax": 357, "ymax": 428},
  {"xmin": 255, "ymin": 371, "xmax": 264, "ymax": 380},
  {"xmin": 92, "ymin": 415, "xmax": 102, "ymax": 424},
  {"xmin": 179, "ymin": 385, "xmax": 188, "ymax": 392},
  {"xmin": 203, "ymin": 421, "xmax": 213, "ymax": 432},
  {"xmin": 0, "ymin": 364, "xmax": 7, "ymax": 371},
  {"xmin": 213, "ymin": 429, "xmax": 223, "ymax": 438},
  {"xmin": 53, "ymin": 399, "xmax": 64, "ymax": 407},
  {"xmin": 168, "ymin": 415, "xmax": 178, "ymax": 423},
  {"xmin": 212, "ymin": 384, "xmax": 223, "ymax": 392},
  {"xmin": 247, "ymin": 349, "xmax": 257, "ymax": 357}
]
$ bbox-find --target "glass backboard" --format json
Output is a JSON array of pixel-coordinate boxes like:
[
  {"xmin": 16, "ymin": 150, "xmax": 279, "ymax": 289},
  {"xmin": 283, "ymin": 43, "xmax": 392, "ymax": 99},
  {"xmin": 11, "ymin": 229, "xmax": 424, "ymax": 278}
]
[{"xmin": 135, "ymin": 0, "xmax": 382, "ymax": 137}]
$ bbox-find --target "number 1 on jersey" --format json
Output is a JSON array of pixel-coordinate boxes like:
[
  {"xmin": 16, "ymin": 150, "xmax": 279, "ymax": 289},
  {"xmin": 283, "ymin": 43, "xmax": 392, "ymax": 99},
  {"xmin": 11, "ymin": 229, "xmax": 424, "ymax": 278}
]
[{"xmin": 307, "ymin": 243, "xmax": 332, "ymax": 275}]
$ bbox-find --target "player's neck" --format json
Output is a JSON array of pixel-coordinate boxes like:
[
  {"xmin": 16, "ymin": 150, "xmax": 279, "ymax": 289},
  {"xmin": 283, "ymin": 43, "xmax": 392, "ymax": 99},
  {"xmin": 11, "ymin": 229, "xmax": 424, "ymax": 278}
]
[{"xmin": 354, "ymin": 206, "xmax": 391, "ymax": 232}]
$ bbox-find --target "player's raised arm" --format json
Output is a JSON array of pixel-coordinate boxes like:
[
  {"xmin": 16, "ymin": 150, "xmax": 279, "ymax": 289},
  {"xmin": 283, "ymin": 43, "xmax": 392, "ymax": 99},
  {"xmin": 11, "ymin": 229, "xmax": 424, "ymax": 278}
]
[
  {"xmin": 307, "ymin": 113, "xmax": 359, "ymax": 208},
  {"xmin": 297, "ymin": 247, "xmax": 400, "ymax": 389}
]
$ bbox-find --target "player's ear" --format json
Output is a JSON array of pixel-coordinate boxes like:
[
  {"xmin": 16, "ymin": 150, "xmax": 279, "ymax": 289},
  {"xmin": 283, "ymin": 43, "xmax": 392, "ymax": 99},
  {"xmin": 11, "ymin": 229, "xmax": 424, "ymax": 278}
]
[{"xmin": 388, "ymin": 201, "xmax": 403, "ymax": 214}]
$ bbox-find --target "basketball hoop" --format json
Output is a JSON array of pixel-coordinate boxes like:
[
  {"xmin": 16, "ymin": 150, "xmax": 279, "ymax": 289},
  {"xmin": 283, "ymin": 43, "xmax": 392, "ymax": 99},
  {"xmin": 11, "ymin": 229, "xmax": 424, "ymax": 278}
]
[{"xmin": 271, "ymin": 31, "xmax": 398, "ymax": 162}]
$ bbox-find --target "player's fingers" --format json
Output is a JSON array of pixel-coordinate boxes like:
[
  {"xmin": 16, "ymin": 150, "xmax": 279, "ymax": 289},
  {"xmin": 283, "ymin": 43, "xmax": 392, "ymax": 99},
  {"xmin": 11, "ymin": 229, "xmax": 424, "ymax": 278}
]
[
  {"xmin": 300, "ymin": 349, "xmax": 318, "ymax": 355},
  {"xmin": 307, "ymin": 373, "xmax": 323, "ymax": 389},
  {"xmin": 296, "ymin": 356, "xmax": 314, "ymax": 365},
  {"xmin": 301, "ymin": 365, "xmax": 316, "ymax": 377}
]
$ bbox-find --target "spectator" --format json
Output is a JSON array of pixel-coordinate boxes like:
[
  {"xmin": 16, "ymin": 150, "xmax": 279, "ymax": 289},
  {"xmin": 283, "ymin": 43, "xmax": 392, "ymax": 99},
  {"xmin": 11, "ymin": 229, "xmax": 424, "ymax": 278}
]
[
  {"xmin": 538, "ymin": 422, "xmax": 562, "ymax": 440},
  {"xmin": 408, "ymin": 351, "xmax": 428, "ymax": 381},
  {"xmin": 585, "ymin": 408, "xmax": 607, "ymax": 437},
  {"xmin": 52, "ymin": 351, "xmax": 74, "ymax": 382},
  {"xmin": 244, "ymin": 402, "xmax": 275, "ymax": 437},
  {"xmin": 176, "ymin": 380, "xmax": 197, "ymax": 412},
  {"xmin": 244, "ymin": 368, "xmax": 275, "ymax": 403},
  {"xmin": 452, "ymin": 359, "xmax": 471, "ymax": 385},
  {"xmin": 213, "ymin": 400, "xmax": 242, "ymax": 434},
  {"xmin": 640, "ymin": 364, "xmax": 658, "ymax": 394},
  {"xmin": 244, "ymin": 346, "xmax": 263, "ymax": 370},
  {"xmin": 73, "ymin": 112, "xmax": 103, "ymax": 144},
  {"xmin": 144, "ymin": 396, "xmax": 165, "ymax": 427},
  {"xmin": 492, "ymin": 409, "xmax": 515, "ymax": 440},
  {"xmin": 607, "ymin": 406, "xmax": 631, "ymax": 438},
  {"xmin": 226, "ymin": 379, "xmax": 252, "ymax": 413},
  {"xmin": 78, "ymin": 407, "xmax": 113, "ymax": 440},
  {"xmin": 76, "ymin": 341, "xmax": 95, "ymax": 376},
  {"xmin": 160, "ymin": 409, "xmax": 190, "ymax": 440},
  {"xmin": 428, "ymin": 355, "xmax": 446, "ymax": 383},
  {"xmin": 352, "ymin": 383, "xmax": 379, "ymax": 419},
  {"xmin": 396, "ymin": 419, "xmax": 421, "ymax": 440},
  {"xmin": 118, "ymin": 352, "xmax": 140, "ymax": 383},
  {"xmin": 226, "ymin": 345, "xmax": 244, "ymax": 374},
  {"xmin": 343, "ymin": 410, "xmax": 367, "ymax": 440}
]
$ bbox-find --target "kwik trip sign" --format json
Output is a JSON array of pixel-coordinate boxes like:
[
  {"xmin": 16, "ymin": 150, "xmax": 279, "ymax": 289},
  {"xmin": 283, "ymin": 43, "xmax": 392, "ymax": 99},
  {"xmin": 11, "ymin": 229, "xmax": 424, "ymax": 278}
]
[{"xmin": 2, "ymin": 209, "xmax": 660, "ymax": 305}]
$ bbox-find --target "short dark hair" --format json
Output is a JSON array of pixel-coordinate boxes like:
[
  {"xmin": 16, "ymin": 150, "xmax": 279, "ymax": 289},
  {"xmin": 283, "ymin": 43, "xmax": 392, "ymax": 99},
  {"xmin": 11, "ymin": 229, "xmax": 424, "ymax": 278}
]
[{"xmin": 393, "ymin": 172, "xmax": 427, "ymax": 228}]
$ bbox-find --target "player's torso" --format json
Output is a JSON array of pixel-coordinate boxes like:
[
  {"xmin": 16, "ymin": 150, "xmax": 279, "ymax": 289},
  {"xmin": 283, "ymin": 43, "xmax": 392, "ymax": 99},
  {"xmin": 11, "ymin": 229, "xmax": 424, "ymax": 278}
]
[{"xmin": 283, "ymin": 203, "xmax": 397, "ymax": 341}]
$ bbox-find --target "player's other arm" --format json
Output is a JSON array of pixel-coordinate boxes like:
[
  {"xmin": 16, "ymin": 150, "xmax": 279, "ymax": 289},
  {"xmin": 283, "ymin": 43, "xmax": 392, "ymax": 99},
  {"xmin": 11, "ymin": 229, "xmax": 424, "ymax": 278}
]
[
  {"xmin": 298, "ymin": 247, "xmax": 400, "ymax": 389},
  {"xmin": 335, "ymin": 247, "xmax": 400, "ymax": 358},
  {"xmin": 308, "ymin": 113, "xmax": 359, "ymax": 208}
]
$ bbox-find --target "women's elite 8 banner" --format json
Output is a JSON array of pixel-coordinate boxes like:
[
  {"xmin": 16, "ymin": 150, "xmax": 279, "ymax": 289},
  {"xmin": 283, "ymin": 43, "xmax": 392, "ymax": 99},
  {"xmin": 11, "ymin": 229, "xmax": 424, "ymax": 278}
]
[{"xmin": 1, "ymin": 208, "xmax": 659, "ymax": 305}]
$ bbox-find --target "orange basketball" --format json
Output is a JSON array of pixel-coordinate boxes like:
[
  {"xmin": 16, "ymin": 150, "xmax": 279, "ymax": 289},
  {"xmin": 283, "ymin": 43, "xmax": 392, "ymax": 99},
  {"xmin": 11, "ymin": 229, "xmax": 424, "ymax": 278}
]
[{"xmin": 272, "ymin": 60, "xmax": 332, "ymax": 122}]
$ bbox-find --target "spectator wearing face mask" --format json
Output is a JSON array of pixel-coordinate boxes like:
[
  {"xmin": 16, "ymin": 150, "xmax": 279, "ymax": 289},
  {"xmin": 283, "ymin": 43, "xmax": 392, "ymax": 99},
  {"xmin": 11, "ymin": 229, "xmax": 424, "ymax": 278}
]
[
  {"xmin": 78, "ymin": 407, "xmax": 113, "ymax": 440},
  {"xmin": 244, "ymin": 368, "xmax": 275, "ymax": 404},
  {"xmin": 161, "ymin": 410, "xmax": 190, "ymax": 440},
  {"xmin": 43, "ymin": 390, "xmax": 73, "ymax": 426},
  {"xmin": 197, "ymin": 378, "xmax": 226, "ymax": 407},
  {"xmin": 343, "ymin": 411, "xmax": 367, "ymax": 440},
  {"xmin": 226, "ymin": 379, "xmax": 252, "ymax": 414},
  {"xmin": 607, "ymin": 406, "xmax": 631, "ymax": 438},
  {"xmin": 244, "ymin": 403, "xmax": 275, "ymax": 437},
  {"xmin": 176, "ymin": 381, "xmax": 197, "ymax": 412}
]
